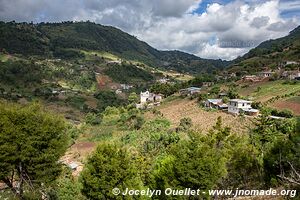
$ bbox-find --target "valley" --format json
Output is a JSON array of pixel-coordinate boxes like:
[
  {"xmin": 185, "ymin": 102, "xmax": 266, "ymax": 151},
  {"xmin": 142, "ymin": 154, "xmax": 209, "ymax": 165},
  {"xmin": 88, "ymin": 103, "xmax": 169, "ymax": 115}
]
[{"xmin": 0, "ymin": 21, "xmax": 299, "ymax": 200}]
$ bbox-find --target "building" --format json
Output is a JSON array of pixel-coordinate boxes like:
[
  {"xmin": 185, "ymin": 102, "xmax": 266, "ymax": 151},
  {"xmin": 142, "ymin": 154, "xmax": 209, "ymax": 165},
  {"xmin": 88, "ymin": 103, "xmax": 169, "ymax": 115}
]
[
  {"xmin": 281, "ymin": 70, "xmax": 300, "ymax": 80},
  {"xmin": 228, "ymin": 99, "xmax": 252, "ymax": 114},
  {"xmin": 68, "ymin": 162, "xmax": 79, "ymax": 171},
  {"xmin": 258, "ymin": 71, "xmax": 274, "ymax": 78},
  {"xmin": 115, "ymin": 89, "xmax": 122, "ymax": 94},
  {"xmin": 242, "ymin": 75, "xmax": 260, "ymax": 82},
  {"xmin": 179, "ymin": 87, "xmax": 201, "ymax": 96},
  {"xmin": 242, "ymin": 108, "xmax": 260, "ymax": 116},
  {"xmin": 157, "ymin": 78, "xmax": 170, "ymax": 84},
  {"xmin": 107, "ymin": 60, "xmax": 122, "ymax": 64},
  {"xmin": 120, "ymin": 84, "xmax": 134, "ymax": 90},
  {"xmin": 140, "ymin": 91, "xmax": 162, "ymax": 103},
  {"xmin": 219, "ymin": 92, "xmax": 228, "ymax": 98},
  {"xmin": 205, "ymin": 99, "xmax": 228, "ymax": 110},
  {"xmin": 285, "ymin": 61, "xmax": 299, "ymax": 66},
  {"xmin": 136, "ymin": 91, "xmax": 163, "ymax": 109}
]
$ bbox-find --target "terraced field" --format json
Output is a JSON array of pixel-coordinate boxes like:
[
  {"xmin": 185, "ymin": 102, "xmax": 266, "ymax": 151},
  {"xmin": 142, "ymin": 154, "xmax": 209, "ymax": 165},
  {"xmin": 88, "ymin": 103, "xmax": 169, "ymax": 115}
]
[{"xmin": 239, "ymin": 81, "xmax": 300, "ymax": 102}]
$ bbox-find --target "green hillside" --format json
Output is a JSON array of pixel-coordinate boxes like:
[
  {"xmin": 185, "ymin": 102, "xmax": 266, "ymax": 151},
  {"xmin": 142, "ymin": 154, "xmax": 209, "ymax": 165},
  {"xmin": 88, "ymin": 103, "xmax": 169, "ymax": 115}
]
[
  {"xmin": 0, "ymin": 21, "xmax": 230, "ymax": 74},
  {"xmin": 230, "ymin": 25, "xmax": 300, "ymax": 73}
]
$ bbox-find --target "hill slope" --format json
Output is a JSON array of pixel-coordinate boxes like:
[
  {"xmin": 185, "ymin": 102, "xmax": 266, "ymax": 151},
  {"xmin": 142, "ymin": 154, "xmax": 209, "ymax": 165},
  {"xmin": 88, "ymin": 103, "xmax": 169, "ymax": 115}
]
[
  {"xmin": 230, "ymin": 25, "xmax": 300, "ymax": 73},
  {"xmin": 0, "ymin": 21, "xmax": 230, "ymax": 74}
]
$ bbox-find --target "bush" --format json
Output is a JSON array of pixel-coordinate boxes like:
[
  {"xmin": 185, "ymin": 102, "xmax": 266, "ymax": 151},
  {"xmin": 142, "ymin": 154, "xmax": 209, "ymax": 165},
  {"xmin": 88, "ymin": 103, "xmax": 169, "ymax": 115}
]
[
  {"xmin": 80, "ymin": 143, "xmax": 143, "ymax": 199},
  {"xmin": 85, "ymin": 112, "xmax": 101, "ymax": 125}
]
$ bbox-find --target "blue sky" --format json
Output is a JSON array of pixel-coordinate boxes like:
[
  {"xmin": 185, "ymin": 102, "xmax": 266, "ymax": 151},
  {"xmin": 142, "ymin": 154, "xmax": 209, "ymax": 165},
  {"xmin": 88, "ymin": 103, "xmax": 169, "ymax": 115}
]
[
  {"xmin": 0, "ymin": 0, "xmax": 299, "ymax": 60},
  {"xmin": 194, "ymin": 0, "xmax": 300, "ymax": 18},
  {"xmin": 193, "ymin": 0, "xmax": 233, "ymax": 14}
]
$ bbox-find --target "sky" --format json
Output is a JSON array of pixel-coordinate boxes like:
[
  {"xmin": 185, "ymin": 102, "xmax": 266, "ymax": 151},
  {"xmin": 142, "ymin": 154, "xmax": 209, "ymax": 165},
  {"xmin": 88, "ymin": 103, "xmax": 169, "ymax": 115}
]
[{"xmin": 0, "ymin": 0, "xmax": 299, "ymax": 60}]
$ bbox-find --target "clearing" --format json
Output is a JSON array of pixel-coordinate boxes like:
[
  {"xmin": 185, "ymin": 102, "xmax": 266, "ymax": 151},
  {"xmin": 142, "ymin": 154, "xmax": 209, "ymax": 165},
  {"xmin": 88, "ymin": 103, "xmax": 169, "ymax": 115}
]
[{"xmin": 146, "ymin": 98, "xmax": 253, "ymax": 134}]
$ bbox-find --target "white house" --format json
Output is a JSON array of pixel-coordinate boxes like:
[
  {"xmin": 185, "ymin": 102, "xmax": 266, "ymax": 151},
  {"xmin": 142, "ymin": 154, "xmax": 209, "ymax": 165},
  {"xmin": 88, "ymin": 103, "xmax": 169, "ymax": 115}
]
[
  {"xmin": 136, "ymin": 91, "xmax": 163, "ymax": 109},
  {"xmin": 120, "ymin": 84, "xmax": 134, "ymax": 90},
  {"xmin": 157, "ymin": 78, "xmax": 170, "ymax": 84},
  {"xmin": 258, "ymin": 71, "xmax": 274, "ymax": 78},
  {"xmin": 228, "ymin": 99, "xmax": 252, "ymax": 114},
  {"xmin": 285, "ymin": 61, "xmax": 299, "ymax": 66}
]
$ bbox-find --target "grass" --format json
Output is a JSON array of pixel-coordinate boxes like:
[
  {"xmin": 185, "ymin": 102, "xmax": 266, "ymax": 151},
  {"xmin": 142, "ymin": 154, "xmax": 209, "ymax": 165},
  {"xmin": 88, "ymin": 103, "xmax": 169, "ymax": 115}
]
[
  {"xmin": 287, "ymin": 96, "xmax": 300, "ymax": 103},
  {"xmin": 81, "ymin": 50, "xmax": 120, "ymax": 61},
  {"xmin": 80, "ymin": 125, "xmax": 114, "ymax": 142},
  {"xmin": 160, "ymin": 70, "xmax": 194, "ymax": 81},
  {"xmin": 239, "ymin": 80, "xmax": 300, "ymax": 102},
  {"xmin": 0, "ymin": 53, "xmax": 10, "ymax": 62}
]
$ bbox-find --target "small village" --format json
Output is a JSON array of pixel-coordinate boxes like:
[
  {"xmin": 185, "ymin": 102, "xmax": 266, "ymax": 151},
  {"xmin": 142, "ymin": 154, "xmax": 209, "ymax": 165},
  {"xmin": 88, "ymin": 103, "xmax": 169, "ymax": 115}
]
[
  {"xmin": 1, "ymin": 8, "xmax": 300, "ymax": 199},
  {"xmin": 135, "ymin": 60, "xmax": 300, "ymax": 119}
]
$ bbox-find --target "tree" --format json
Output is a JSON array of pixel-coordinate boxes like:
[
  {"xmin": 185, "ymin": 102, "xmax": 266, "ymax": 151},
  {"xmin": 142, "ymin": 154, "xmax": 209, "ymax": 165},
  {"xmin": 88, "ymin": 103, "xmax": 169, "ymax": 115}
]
[
  {"xmin": 128, "ymin": 92, "xmax": 139, "ymax": 104},
  {"xmin": 0, "ymin": 102, "xmax": 69, "ymax": 199},
  {"xmin": 176, "ymin": 117, "xmax": 193, "ymax": 132},
  {"xmin": 210, "ymin": 86, "xmax": 220, "ymax": 95},
  {"xmin": 263, "ymin": 117, "xmax": 299, "ymax": 187},
  {"xmin": 85, "ymin": 112, "xmax": 101, "ymax": 125},
  {"xmin": 152, "ymin": 131, "xmax": 228, "ymax": 197},
  {"xmin": 151, "ymin": 118, "xmax": 234, "ymax": 197},
  {"xmin": 94, "ymin": 91, "xmax": 126, "ymax": 112},
  {"xmin": 80, "ymin": 143, "xmax": 143, "ymax": 199},
  {"xmin": 56, "ymin": 168, "xmax": 84, "ymax": 200}
]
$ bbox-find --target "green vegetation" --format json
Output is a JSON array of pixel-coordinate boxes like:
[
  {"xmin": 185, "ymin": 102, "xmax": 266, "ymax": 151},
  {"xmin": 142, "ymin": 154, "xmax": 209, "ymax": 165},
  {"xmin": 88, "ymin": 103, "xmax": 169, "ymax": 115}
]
[
  {"xmin": 287, "ymin": 96, "xmax": 300, "ymax": 103},
  {"xmin": 239, "ymin": 80, "xmax": 300, "ymax": 101},
  {"xmin": 94, "ymin": 91, "xmax": 127, "ymax": 112},
  {"xmin": 80, "ymin": 143, "xmax": 143, "ymax": 199},
  {"xmin": 0, "ymin": 21, "xmax": 230, "ymax": 74},
  {"xmin": 0, "ymin": 102, "xmax": 69, "ymax": 199},
  {"xmin": 1, "ymin": 98, "xmax": 300, "ymax": 199},
  {"xmin": 77, "ymin": 111, "xmax": 300, "ymax": 199},
  {"xmin": 0, "ymin": 60, "xmax": 44, "ymax": 86},
  {"xmin": 104, "ymin": 62, "xmax": 154, "ymax": 84},
  {"xmin": 150, "ymin": 82, "xmax": 184, "ymax": 97},
  {"xmin": 1, "ymin": 21, "xmax": 300, "ymax": 200}
]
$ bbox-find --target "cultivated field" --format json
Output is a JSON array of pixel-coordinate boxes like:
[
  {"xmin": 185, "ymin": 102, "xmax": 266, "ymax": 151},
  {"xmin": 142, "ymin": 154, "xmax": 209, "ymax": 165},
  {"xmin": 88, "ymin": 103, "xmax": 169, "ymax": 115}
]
[
  {"xmin": 272, "ymin": 96, "xmax": 300, "ymax": 115},
  {"xmin": 239, "ymin": 81, "xmax": 300, "ymax": 115},
  {"xmin": 239, "ymin": 81, "xmax": 300, "ymax": 102},
  {"xmin": 146, "ymin": 98, "xmax": 253, "ymax": 134}
]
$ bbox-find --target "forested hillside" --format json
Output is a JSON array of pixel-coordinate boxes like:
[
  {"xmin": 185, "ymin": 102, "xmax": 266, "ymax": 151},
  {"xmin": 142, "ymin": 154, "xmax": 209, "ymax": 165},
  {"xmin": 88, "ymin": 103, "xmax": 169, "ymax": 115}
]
[{"xmin": 0, "ymin": 21, "xmax": 230, "ymax": 74}]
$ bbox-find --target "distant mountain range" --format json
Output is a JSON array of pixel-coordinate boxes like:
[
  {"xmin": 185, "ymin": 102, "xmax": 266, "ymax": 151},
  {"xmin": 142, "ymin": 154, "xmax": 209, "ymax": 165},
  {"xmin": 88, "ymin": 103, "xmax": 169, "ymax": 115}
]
[
  {"xmin": 0, "ymin": 21, "xmax": 230, "ymax": 74},
  {"xmin": 0, "ymin": 21, "xmax": 299, "ymax": 75}
]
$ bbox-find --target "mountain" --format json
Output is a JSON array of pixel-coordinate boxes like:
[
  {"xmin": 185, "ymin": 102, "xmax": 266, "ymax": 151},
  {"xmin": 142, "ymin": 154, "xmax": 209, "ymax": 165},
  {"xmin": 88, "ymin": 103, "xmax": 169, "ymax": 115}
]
[
  {"xmin": 0, "ymin": 21, "xmax": 230, "ymax": 74},
  {"xmin": 159, "ymin": 50, "xmax": 231, "ymax": 74},
  {"xmin": 230, "ymin": 25, "xmax": 300, "ymax": 73}
]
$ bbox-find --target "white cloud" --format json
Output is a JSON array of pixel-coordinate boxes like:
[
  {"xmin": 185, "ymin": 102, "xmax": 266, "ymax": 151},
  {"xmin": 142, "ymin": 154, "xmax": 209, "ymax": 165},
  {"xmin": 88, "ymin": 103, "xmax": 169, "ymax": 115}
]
[
  {"xmin": 134, "ymin": 0, "xmax": 299, "ymax": 59},
  {"xmin": 0, "ymin": 0, "xmax": 299, "ymax": 60},
  {"xmin": 197, "ymin": 43, "xmax": 249, "ymax": 60},
  {"xmin": 279, "ymin": 0, "xmax": 300, "ymax": 12}
]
